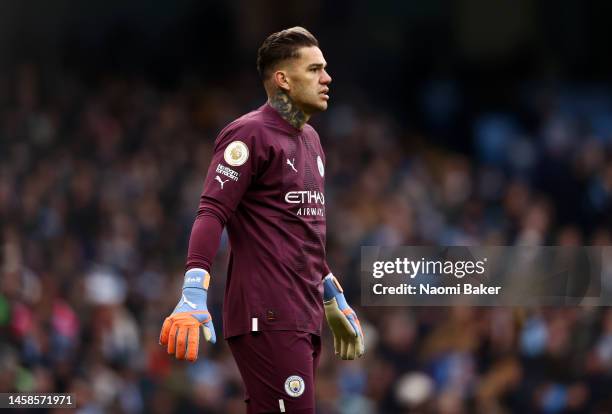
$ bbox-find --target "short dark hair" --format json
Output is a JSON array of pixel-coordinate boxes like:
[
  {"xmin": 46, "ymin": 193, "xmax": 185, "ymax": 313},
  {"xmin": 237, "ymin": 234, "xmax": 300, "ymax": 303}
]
[{"xmin": 256, "ymin": 27, "xmax": 319, "ymax": 79}]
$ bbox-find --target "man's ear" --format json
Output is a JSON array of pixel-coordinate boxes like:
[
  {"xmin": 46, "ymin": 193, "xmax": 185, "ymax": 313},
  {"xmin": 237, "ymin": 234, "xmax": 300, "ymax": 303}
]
[{"xmin": 273, "ymin": 70, "xmax": 290, "ymax": 92}]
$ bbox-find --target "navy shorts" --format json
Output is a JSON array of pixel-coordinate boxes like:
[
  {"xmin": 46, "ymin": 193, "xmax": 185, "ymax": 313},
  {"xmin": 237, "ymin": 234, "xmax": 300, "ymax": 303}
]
[{"xmin": 228, "ymin": 331, "xmax": 322, "ymax": 413}]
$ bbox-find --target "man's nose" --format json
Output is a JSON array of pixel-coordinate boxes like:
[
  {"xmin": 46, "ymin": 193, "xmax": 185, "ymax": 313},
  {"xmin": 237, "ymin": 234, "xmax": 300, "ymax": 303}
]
[{"xmin": 321, "ymin": 70, "xmax": 332, "ymax": 84}]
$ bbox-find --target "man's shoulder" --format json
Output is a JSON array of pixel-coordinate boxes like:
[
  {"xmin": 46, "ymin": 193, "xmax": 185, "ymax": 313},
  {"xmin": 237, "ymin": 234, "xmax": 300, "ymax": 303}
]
[
  {"xmin": 302, "ymin": 123, "xmax": 318, "ymax": 135},
  {"xmin": 224, "ymin": 105, "xmax": 293, "ymax": 136},
  {"xmin": 215, "ymin": 107, "xmax": 272, "ymax": 146},
  {"xmin": 223, "ymin": 108, "xmax": 267, "ymax": 135},
  {"xmin": 303, "ymin": 123, "xmax": 322, "ymax": 143}
]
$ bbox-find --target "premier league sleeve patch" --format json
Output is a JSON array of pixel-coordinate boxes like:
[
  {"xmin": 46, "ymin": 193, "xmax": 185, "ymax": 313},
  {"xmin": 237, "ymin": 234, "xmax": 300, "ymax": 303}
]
[
  {"xmin": 284, "ymin": 375, "xmax": 305, "ymax": 397},
  {"xmin": 224, "ymin": 140, "xmax": 249, "ymax": 166}
]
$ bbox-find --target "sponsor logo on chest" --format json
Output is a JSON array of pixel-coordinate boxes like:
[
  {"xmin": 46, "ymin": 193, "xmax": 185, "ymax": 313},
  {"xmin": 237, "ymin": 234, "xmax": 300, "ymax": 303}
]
[
  {"xmin": 284, "ymin": 190, "xmax": 325, "ymax": 205},
  {"xmin": 282, "ymin": 149, "xmax": 325, "ymax": 217},
  {"xmin": 284, "ymin": 190, "xmax": 325, "ymax": 217}
]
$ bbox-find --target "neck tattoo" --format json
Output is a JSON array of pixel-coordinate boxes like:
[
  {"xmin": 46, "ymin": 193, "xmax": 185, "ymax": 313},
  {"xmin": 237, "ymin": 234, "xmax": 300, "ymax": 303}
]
[{"xmin": 269, "ymin": 91, "xmax": 308, "ymax": 130}]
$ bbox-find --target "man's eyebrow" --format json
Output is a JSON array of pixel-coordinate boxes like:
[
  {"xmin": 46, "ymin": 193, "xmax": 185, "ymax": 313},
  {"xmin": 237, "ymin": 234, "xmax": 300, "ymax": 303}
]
[{"xmin": 307, "ymin": 63, "xmax": 326, "ymax": 69}]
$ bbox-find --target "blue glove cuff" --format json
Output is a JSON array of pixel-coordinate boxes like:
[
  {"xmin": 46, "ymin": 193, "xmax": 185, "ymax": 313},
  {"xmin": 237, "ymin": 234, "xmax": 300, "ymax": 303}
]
[
  {"xmin": 183, "ymin": 268, "xmax": 210, "ymax": 291},
  {"xmin": 323, "ymin": 274, "xmax": 338, "ymax": 301},
  {"xmin": 173, "ymin": 268, "xmax": 210, "ymax": 313},
  {"xmin": 323, "ymin": 274, "xmax": 350, "ymax": 310}
]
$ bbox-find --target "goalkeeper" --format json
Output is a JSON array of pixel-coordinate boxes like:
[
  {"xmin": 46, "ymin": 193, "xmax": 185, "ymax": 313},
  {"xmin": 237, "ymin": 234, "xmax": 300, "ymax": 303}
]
[{"xmin": 160, "ymin": 26, "xmax": 364, "ymax": 414}]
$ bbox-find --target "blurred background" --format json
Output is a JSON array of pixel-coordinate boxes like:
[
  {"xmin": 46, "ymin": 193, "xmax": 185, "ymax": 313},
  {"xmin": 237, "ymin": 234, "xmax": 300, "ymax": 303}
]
[{"xmin": 2, "ymin": 1, "xmax": 612, "ymax": 413}]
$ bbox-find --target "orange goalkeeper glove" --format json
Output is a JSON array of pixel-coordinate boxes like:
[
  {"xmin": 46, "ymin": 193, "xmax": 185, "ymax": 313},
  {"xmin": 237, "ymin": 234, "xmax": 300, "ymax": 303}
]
[{"xmin": 159, "ymin": 268, "xmax": 216, "ymax": 361}]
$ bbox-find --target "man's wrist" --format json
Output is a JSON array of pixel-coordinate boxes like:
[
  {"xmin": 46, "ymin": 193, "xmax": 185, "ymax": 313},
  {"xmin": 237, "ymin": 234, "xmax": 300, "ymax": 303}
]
[
  {"xmin": 323, "ymin": 274, "xmax": 345, "ymax": 302},
  {"xmin": 183, "ymin": 268, "xmax": 211, "ymax": 291}
]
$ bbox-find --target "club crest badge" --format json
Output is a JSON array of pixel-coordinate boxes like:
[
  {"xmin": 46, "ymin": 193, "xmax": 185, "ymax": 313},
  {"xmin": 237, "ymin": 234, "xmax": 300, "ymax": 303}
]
[
  {"xmin": 317, "ymin": 155, "xmax": 324, "ymax": 177},
  {"xmin": 224, "ymin": 141, "xmax": 249, "ymax": 166},
  {"xmin": 284, "ymin": 375, "xmax": 305, "ymax": 397}
]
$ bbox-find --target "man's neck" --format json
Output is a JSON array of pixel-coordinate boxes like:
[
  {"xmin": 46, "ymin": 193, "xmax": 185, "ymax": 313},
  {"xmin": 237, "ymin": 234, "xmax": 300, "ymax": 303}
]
[{"xmin": 268, "ymin": 90, "xmax": 309, "ymax": 130}]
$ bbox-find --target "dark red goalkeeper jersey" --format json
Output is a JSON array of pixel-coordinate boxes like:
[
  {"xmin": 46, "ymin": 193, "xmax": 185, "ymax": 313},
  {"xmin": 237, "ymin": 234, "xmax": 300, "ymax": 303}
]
[{"xmin": 187, "ymin": 103, "xmax": 330, "ymax": 338}]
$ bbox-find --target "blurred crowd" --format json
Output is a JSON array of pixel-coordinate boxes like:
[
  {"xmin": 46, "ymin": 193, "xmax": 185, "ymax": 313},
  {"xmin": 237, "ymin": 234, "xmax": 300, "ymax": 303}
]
[{"xmin": 1, "ymin": 65, "xmax": 612, "ymax": 413}]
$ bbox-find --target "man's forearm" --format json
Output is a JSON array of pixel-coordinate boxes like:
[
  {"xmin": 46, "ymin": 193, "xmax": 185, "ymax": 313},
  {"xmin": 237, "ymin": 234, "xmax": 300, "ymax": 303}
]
[{"xmin": 186, "ymin": 208, "xmax": 225, "ymax": 272}]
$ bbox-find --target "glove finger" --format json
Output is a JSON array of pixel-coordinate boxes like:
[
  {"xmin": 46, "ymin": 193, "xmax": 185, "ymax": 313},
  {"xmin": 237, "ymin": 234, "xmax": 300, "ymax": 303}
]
[
  {"xmin": 167, "ymin": 322, "xmax": 178, "ymax": 355},
  {"xmin": 356, "ymin": 333, "xmax": 365, "ymax": 357},
  {"xmin": 333, "ymin": 333, "xmax": 340, "ymax": 355},
  {"xmin": 354, "ymin": 315, "xmax": 365, "ymax": 340},
  {"xmin": 351, "ymin": 315, "xmax": 365, "ymax": 357},
  {"xmin": 346, "ymin": 340, "xmax": 356, "ymax": 360},
  {"xmin": 203, "ymin": 318, "xmax": 217, "ymax": 344},
  {"xmin": 348, "ymin": 314, "xmax": 365, "ymax": 357},
  {"xmin": 186, "ymin": 325, "xmax": 200, "ymax": 362},
  {"xmin": 175, "ymin": 325, "xmax": 188, "ymax": 360},
  {"xmin": 346, "ymin": 314, "xmax": 361, "ymax": 338},
  {"xmin": 159, "ymin": 317, "xmax": 172, "ymax": 345},
  {"xmin": 340, "ymin": 338, "xmax": 349, "ymax": 360}
]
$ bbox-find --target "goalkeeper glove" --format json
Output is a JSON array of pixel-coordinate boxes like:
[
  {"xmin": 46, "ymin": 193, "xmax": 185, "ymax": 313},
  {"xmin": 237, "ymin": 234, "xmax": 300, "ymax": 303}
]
[
  {"xmin": 159, "ymin": 268, "xmax": 216, "ymax": 361},
  {"xmin": 323, "ymin": 274, "xmax": 365, "ymax": 360}
]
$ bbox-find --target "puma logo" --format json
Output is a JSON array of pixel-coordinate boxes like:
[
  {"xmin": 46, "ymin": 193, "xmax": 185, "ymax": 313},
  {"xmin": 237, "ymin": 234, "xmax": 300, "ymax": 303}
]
[
  {"xmin": 215, "ymin": 175, "xmax": 229, "ymax": 189},
  {"xmin": 287, "ymin": 158, "xmax": 297, "ymax": 173},
  {"xmin": 181, "ymin": 294, "xmax": 197, "ymax": 309}
]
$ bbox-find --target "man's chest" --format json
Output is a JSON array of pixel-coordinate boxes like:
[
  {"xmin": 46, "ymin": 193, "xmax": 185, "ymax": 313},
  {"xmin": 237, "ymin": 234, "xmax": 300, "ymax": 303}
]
[
  {"xmin": 279, "ymin": 134, "xmax": 325, "ymax": 190},
  {"xmin": 254, "ymin": 133, "xmax": 326, "ymax": 218}
]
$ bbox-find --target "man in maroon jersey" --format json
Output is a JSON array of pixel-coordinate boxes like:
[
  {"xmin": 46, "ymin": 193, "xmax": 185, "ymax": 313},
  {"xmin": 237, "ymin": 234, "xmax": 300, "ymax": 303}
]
[{"xmin": 160, "ymin": 27, "xmax": 364, "ymax": 413}]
